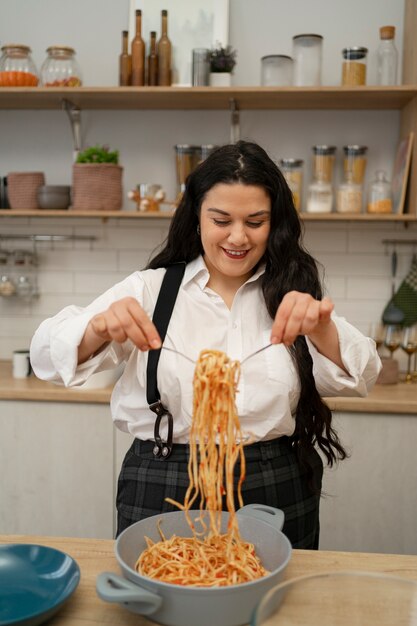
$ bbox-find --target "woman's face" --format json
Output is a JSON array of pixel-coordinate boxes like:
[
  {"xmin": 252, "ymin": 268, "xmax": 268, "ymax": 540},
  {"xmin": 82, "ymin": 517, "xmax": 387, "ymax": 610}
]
[{"xmin": 199, "ymin": 182, "xmax": 271, "ymax": 284}]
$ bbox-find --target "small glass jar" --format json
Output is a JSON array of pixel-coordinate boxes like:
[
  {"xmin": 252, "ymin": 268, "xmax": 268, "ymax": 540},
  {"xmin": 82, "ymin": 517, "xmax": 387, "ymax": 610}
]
[
  {"xmin": 312, "ymin": 145, "xmax": 336, "ymax": 184},
  {"xmin": 342, "ymin": 47, "xmax": 368, "ymax": 86},
  {"xmin": 306, "ymin": 179, "xmax": 333, "ymax": 213},
  {"xmin": 280, "ymin": 159, "xmax": 304, "ymax": 210},
  {"xmin": 0, "ymin": 44, "xmax": 39, "ymax": 86},
  {"xmin": 40, "ymin": 46, "xmax": 82, "ymax": 87},
  {"xmin": 261, "ymin": 55, "xmax": 293, "ymax": 86},
  {"xmin": 343, "ymin": 145, "xmax": 368, "ymax": 185},
  {"xmin": 367, "ymin": 170, "xmax": 393, "ymax": 214},
  {"xmin": 292, "ymin": 34, "xmax": 323, "ymax": 86},
  {"xmin": 336, "ymin": 174, "xmax": 363, "ymax": 213}
]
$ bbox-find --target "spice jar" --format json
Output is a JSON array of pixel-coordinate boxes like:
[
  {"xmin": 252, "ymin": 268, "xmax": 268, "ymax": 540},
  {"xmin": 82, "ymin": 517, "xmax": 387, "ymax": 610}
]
[
  {"xmin": 261, "ymin": 55, "xmax": 293, "ymax": 86},
  {"xmin": 367, "ymin": 170, "xmax": 393, "ymax": 214},
  {"xmin": 343, "ymin": 145, "xmax": 368, "ymax": 185},
  {"xmin": 0, "ymin": 44, "xmax": 39, "ymax": 86},
  {"xmin": 342, "ymin": 47, "xmax": 368, "ymax": 86},
  {"xmin": 40, "ymin": 46, "xmax": 82, "ymax": 87},
  {"xmin": 280, "ymin": 159, "xmax": 304, "ymax": 210}
]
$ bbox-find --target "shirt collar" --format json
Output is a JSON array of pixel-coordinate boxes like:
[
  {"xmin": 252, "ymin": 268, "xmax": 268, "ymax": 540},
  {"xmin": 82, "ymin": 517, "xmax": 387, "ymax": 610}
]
[{"xmin": 183, "ymin": 255, "xmax": 265, "ymax": 290}]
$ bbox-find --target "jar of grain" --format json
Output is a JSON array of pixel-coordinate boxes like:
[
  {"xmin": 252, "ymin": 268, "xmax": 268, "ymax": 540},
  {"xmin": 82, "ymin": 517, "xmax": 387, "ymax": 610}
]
[
  {"xmin": 312, "ymin": 145, "xmax": 336, "ymax": 184},
  {"xmin": 279, "ymin": 158, "xmax": 304, "ymax": 210},
  {"xmin": 342, "ymin": 47, "xmax": 368, "ymax": 86},
  {"xmin": 343, "ymin": 145, "xmax": 368, "ymax": 185},
  {"xmin": 367, "ymin": 170, "xmax": 393, "ymax": 213},
  {"xmin": 336, "ymin": 174, "xmax": 363, "ymax": 213}
]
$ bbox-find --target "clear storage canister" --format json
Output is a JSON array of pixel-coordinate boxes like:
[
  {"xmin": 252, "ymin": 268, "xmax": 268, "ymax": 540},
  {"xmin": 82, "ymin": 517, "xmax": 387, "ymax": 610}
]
[
  {"xmin": 367, "ymin": 170, "xmax": 393, "ymax": 214},
  {"xmin": 343, "ymin": 145, "xmax": 368, "ymax": 185},
  {"xmin": 342, "ymin": 47, "xmax": 368, "ymax": 86},
  {"xmin": 280, "ymin": 159, "xmax": 303, "ymax": 210},
  {"xmin": 40, "ymin": 46, "xmax": 82, "ymax": 87},
  {"xmin": 261, "ymin": 55, "xmax": 293, "ymax": 86},
  {"xmin": 312, "ymin": 145, "xmax": 336, "ymax": 184},
  {"xmin": 292, "ymin": 34, "xmax": 323, "ymax": 86},
  {"xmin": 0, "ymin": 44, "xmax": 39, "ymax": 86}
]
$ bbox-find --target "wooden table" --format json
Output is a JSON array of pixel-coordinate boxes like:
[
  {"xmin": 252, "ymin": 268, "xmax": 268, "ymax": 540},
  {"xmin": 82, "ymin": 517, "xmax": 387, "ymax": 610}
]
[{"xmin": 2, "ymin": 535, "xmax": 417, "ymax": 625}]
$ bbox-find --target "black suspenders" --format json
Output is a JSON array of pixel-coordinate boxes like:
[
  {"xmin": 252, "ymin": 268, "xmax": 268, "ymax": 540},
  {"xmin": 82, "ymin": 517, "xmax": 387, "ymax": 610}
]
[{"xmin": 146, "ymin": 262, "xmax": 186, "ymax": 459}]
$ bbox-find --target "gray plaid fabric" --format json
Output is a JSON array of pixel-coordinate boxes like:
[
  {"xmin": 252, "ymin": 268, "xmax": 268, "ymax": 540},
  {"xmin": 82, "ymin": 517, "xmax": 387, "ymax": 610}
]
[{"xmin": 116, "ymin": 437, "xmax": 323, "ymax": 549}]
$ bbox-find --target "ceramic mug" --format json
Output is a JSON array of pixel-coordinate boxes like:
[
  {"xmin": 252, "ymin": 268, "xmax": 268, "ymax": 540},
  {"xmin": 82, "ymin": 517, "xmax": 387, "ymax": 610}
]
[{"xmin": 13, "ymin": 350, "xmax": 32, "ymax": 379}]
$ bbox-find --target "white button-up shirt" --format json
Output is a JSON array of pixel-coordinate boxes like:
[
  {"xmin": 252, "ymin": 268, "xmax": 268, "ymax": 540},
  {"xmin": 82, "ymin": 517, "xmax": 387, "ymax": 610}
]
[{"xmin": 30, "ymin": 256, "xmax": 381, "ymax": 443}]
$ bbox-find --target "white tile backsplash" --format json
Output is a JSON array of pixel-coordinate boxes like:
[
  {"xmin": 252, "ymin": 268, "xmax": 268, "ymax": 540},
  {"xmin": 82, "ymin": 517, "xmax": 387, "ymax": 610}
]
[{"xmin": 0, "ymin": 218, "xmax": 415, "ymax": 360}]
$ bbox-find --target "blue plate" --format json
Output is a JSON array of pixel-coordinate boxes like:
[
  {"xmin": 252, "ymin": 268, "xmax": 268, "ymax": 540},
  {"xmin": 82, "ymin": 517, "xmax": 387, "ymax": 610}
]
[{"xmin": 0, "ymin": 544, "xmax": 80, "ymax": 626}]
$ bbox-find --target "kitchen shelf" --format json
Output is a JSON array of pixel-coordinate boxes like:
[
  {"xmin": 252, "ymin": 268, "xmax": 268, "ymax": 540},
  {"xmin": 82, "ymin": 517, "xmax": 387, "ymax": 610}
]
[
  {"xmin": 0, "ymin": 209, "xmax": 415, "ymax": 222},
  {"xmin": 0, "ymin": 86, "xmax": 416, "ymax": 111}
]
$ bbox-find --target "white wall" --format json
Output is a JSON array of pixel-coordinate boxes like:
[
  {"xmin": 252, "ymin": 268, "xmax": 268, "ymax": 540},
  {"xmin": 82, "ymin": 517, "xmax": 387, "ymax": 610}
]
[{"xmin": 0, "ymin": 0, "xmax": 415, "ymax": 363}]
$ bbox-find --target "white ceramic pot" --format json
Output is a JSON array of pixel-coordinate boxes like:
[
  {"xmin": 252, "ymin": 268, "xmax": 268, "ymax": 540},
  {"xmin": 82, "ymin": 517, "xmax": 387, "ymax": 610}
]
[{"xmin": 209, "ymin": 72, "xmax": 232, "ymax": 87}]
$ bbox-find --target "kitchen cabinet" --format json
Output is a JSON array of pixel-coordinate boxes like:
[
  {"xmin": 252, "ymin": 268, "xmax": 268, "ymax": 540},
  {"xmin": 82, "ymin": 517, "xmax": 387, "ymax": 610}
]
[{"xmin": 0, "ymin": 399, "xmax": 114, "ymax": 539}]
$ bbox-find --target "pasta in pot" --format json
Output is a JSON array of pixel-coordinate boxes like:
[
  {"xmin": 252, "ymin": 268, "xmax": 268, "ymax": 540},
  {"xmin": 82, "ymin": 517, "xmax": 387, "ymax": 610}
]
[{"xmin": 136, "ymin": 349, "xmax": 268, "ymax": 587}]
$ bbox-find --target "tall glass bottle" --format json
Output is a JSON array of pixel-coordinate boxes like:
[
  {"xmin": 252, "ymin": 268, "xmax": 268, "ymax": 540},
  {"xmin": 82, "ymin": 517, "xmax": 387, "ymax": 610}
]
[
  {"xmin": 119, "ymin": 30, "xmax": 131, "ymax": 86},
  {"xmin": 147, "ymin": 31, "xmax": 158, "ymax": 86},
  {"xmin": 377, "ymin": 26, "xmax": 398, "ymax": 85},
  {"xmin": 131, "ymin": 9, "xmax": 145, "ymax": 86},
  {"xmin": 157, "ymin": 10, "xmax": 172, "ymax": 86}
]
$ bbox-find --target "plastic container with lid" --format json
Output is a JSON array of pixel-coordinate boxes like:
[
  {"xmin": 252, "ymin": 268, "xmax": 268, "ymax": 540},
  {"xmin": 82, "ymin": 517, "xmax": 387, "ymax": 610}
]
[
  {"xmin": 292, "ymin": 34, "xmax": 323, "ymax": 86},
  {"xmin": 261, "ymin": 55, "xmax": 293, "ymax": 86},
  {"xmin": 367, "ymin": 170, "xmax": 393, "ymax": 213},
  {"xmin": 279, "ymin": 159, "xmax": 303, "ymax": 210},
  {"xmin": 0, "ymin": 44, "xmax": 39, "ymax": 86},
  {"xmin": 40, "ymin": 46, "xmax": 82, "ymax": 87},
  {"xmin": 342, "ymin": 47, "xmax": 368, "ymax": 86}
]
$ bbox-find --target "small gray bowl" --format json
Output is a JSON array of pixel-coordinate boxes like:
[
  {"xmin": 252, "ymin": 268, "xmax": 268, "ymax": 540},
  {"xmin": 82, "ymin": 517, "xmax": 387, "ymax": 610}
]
[{"xmin": 37, "ymin": 185, "xmax": 71, "ymax": 210}]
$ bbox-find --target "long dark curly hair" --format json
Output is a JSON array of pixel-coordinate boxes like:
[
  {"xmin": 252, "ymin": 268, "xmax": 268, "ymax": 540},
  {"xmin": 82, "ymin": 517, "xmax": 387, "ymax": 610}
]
[{"xmin": 148, "ymin": 140, "xmax": 347, "ymax": 472}]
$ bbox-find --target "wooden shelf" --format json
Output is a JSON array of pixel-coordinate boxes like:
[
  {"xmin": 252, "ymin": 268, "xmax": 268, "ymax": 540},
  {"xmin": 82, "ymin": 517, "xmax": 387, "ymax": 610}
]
[
  {"xmin": 0, "ymin": 86, "xmax": 416, "ymax": 111},
  {"xmin": 0, "ymin": 209, "xmax": 415, "ymax": 222}
]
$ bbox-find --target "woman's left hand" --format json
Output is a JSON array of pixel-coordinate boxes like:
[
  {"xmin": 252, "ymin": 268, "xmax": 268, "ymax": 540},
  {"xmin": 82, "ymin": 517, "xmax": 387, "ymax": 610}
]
[{"xmin": 271, "ymin": 291, "xmax": 334, "ymax": 346}]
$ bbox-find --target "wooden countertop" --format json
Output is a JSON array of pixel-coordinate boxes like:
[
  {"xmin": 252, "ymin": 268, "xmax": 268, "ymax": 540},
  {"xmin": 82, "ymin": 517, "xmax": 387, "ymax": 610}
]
[
  {"xmin": 2, "ymin": 534, "xmax": 417, "ymax": 626},
  {"xmin": 1, "ymin": 360, "xmax": 416, "ymax": 413}
]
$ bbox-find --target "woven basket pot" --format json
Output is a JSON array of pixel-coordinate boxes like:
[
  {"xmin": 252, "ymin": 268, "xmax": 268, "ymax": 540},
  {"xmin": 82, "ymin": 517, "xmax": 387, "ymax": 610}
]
[
  {"xmin": 71, "ymin": 163, "xmax": 123, "ymax": 211},
  {"xmin": 7, "ymin": 172, "xmax": 45, "ymax": 210}
]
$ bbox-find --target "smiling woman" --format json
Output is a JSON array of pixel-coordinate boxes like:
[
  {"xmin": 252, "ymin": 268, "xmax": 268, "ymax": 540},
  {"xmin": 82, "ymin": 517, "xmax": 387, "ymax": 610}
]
[{"xmin": 30, "ymin": 140, "xmax": 381, "ymax": 550}]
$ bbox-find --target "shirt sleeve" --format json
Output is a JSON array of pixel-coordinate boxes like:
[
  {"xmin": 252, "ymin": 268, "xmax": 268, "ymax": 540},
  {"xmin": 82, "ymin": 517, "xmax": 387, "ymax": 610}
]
[
  {"xmin": 30, "ymin": 272, "xmax": 146, "ymax": 387},
  {"xmin": 305, "ymin": 314, "xmax": 382, "ymax": 397}
]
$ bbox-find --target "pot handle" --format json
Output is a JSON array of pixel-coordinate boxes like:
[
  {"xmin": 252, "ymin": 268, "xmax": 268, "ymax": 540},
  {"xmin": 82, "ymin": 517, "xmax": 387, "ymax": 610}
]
[
  {"xmin": 237, "ymin": 504, "xmax": 285, "ymax": 531},
  {"xmin": 96, "ymin": 572, "xmax": 162, "ymax": 615}
]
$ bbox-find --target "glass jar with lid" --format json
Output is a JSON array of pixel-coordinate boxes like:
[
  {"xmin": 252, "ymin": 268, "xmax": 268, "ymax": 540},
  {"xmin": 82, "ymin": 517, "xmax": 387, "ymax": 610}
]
[
  {"xmin": 40, "ymin": 46, "xmax": 82, "ymax": 87},
  {"xmin": 343, "ymin": 145, "xmax": 368, "ymax": 185},
  {"xmin": 261, "ymin": 55, "xmax": 293, "ymax": 86},
  {"xmin": 0, "ymin": 44, "xmax": 39, "ymax": 86},
  {"xmin": 292, "ymin": 34, "xmax": 323, "ymax": 86},
  {"xmin": 342, "ymin": 47, "xmax": 368, "ymax": 86},
  {"xmin": 306, "ymin": 145, "xmax": 336, "ymax": 213},
  {"xmin": 336, "ymin": 173, "xmax": 363, "ymax": 213},
  {"xmin": 367, "ymin": 170, "xmax": 393, "ymax": 214},
  {"xmin": 280, "ymin": 159, "xmax": 304, "ymax": 210}
]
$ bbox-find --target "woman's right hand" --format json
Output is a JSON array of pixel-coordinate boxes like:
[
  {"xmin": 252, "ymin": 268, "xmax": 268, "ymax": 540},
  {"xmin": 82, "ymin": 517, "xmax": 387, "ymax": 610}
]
[{"xmin": 78, "ymin": 297, "xmax": 161, "ymax": 364}]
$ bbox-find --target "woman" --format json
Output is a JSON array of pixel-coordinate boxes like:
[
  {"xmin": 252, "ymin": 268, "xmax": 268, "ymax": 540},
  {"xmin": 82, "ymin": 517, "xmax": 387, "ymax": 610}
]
[{"xmin": 30, "ymin": 140, "xmax": 381, "ymax": 548}]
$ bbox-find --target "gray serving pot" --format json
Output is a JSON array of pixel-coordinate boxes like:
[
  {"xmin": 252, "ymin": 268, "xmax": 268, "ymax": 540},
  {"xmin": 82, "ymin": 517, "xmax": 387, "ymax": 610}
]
[{"xmin": 96, "ymin": 504, "xmax": 292, "ymax": 626}]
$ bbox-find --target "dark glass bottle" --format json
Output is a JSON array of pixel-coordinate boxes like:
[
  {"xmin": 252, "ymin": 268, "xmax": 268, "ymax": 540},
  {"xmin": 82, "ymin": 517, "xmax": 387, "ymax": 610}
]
[
  {"xmin": 147, "ymin": 31, "xmax": 158, "ymax": 86},
  {"xmin": 119, "ymin": 30, "xmax": 131, "ymax": 86},
  {"xmin": 157, "ymin": 10, "xmax": 172, "ymax": 86},
  {"xmin": 131, "ymin": 9, "xmax": 145, "ymax": 86}
]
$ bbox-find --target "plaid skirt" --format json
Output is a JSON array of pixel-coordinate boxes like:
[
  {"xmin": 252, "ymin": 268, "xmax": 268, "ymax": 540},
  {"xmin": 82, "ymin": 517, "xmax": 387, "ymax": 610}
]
[{"xmin": 116, "ymin": 436, "xmax": 323, "ymax": 549}]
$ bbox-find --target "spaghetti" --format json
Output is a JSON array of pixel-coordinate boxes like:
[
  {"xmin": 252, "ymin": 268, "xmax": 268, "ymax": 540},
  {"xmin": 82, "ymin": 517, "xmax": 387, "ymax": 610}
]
[{"xmin": 136, "ymin": 349, "xmax": 268, "ymax": 587}]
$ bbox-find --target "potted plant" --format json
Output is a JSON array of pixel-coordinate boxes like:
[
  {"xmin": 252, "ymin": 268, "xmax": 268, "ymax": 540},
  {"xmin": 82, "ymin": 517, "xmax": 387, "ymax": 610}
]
[
  {"xmin": 71, "ymin": 145, "xmax": 123, "ymax": 211},
  {"xmin": 209, "ymin": 44, "xmax": 237, "ymax": 87}
]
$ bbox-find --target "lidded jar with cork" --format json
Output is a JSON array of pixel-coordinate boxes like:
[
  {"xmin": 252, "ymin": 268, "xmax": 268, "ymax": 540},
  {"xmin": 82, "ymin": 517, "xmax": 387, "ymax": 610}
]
[
  {"xmin": 40, "ymin": 46, "xmax": 82, "ymax": 86},
  {"xmin": 306, "ymin": 145, "xmax": 336, "ymax": 213},
  {"xmin": 341, "ymin": 47, "xmax": 368, "ymax": 86},
  {"xmin": 0, "ymin": 44, "xmax": 39, "ymax": 86},
  {"xmin": 279, "ymin": 159, "xmax": 304, "ymax": 211}
]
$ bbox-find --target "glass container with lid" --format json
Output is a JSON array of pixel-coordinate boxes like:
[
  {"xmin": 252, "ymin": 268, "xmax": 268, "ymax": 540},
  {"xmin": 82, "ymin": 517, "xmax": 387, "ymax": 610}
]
[
  {"xmin": 342, "ymin": 47, "xmax": 368, "ymax": 85},
  {"xmin": 312, "ymin": 145, "xmax": 336, "ymax": 184},
  {"xmin": 0, "ymin": 44, "xmax": 39, "ymax": 86},
  {"xmin": 40, "ymin": 46, "xmax": 82, "ymax": 87},
  {"xmin": 280, "ymin": 159, "xmax": 304, "ymax": 210},
  {"xmin": 261, "ymin": 55, "xmax": 293, "ymax": 86},
  {"xmin": 343, "ymin": 145, "xmax": 368, "ymax": 185},
  {"xmin": 336, "ymin": 173, "xmax": 363, "ymax": 213},
  {"xmin": 367, "ymin": 170, "xmax": 393, "ymax": 213},
  {"xmin": 306, "ymin": 145, "xmax": 336, "ymax": 213},
  {"xmin": 292, "ymin": 34, "xmax": 323, "ymax": 86}
]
